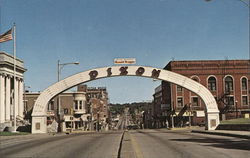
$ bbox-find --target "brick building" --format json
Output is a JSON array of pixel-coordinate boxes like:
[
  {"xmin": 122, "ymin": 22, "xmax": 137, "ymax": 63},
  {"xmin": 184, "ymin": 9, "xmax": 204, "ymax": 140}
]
[
  {"xmin": 78, "ymin": 85, "xmax": 110, "ymax": 131},
  {"xmin": 153, "ymin": 60, "xmax": 250, "ymax": 127},
  {"xmin": 24, "ymin": 84, "xmax": 110, "ymax": 132},
  {"xmin": 152, "ymin": 85, "xmax": 166, "ymax": 128}
]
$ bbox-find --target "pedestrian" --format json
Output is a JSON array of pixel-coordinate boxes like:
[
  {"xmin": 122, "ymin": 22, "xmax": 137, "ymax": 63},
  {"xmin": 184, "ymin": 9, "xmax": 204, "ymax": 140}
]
[{"xmin": 165, "ymin": 120, "xmax": 169, "ymax": 129}]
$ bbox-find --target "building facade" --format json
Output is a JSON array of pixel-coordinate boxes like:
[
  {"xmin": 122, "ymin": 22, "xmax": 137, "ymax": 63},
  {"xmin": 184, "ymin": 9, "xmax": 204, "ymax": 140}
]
[
  {"xmin": 78, "ymin": 85, "xmax": 110, "ymax": 131},
  {"xmin": 0, "ymin": 52, "xmax": 26, "ymax": 131},
  {"xmin": 152, "ymin": 85, "xmax": 166, "ymax": 128},
  {"xmin": 24, "ymin": 84, "xmax": 110, "ymax": 132},
  {"xmin": 153, "ymin": 60, "xmax": 250, "ymax": 127}
]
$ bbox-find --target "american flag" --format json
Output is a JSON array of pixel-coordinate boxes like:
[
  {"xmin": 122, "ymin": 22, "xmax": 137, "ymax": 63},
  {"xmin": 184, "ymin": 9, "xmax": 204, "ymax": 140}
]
[{"xmin": 0, "ymin": 28, "xmax": 13, "ymax": 43}]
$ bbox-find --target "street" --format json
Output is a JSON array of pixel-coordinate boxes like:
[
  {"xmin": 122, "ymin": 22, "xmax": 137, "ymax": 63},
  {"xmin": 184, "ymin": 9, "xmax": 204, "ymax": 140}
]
[
  {"xmin": 1, "ymin": 129, "xmax": 250, "ymax": 158},
  {"xmin": 0, "ymin": 131, "xmax": 122, "ymax": 158},
  {"xmin": 122, "ymin": 129, "xmax": 250, "ymax": 158}
]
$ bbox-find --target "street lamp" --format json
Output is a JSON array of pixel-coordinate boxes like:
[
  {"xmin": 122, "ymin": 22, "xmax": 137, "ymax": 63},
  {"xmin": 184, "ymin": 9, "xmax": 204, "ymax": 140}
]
[
  {"xmin": 57, "ymin": 60, "xmax": 79, "ymax": 132},
  {"xmin": 57, "ymin": 60, "xmax": 79, "ymax": 81}
]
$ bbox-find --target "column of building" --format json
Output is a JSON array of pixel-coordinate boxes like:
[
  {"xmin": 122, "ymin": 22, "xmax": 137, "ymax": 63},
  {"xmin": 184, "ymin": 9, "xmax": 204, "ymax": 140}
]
[
  {"xmin": 18, "ymin": 79, "xmax": 24, "ymax": 118},
  {"xmin": 5, "ymin": 76, "xmax": 11, "ymax": 121},
  {"xmin": 0, "ymin": 74, "xmax": 6, "ymax": 123},
  {"xmin": 14, "ymin": 77, "xmax": 19, "ymax": 119}
]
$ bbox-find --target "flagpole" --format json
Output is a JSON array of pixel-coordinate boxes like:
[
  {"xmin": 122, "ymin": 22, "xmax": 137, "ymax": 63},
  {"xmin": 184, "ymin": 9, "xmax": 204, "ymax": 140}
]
[{"xmin": 13, "ymin": 23, "xmax": 17, "ymax": 132}]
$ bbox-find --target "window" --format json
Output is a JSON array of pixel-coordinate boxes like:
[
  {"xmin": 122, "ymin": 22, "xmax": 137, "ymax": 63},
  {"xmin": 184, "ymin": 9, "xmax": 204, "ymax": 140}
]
[
  {"xmin": 192, "ymin": 97, "xmax": 199, "ymax": 106},
  {"xmin": 241, "ymin": 78, "xmax": 248, "ymax": 91},
  {"xmin": 225, "ymin": 76, "xmax": 233, "ymax": 92},
  {"xmin": 24, "ymin": 101, "xmax": 28, "ymax": 113},
  {"xmin": 177, "ymin": 97, "xmax": 183, "ymax": 107},
  {"xmin": 208, "ymin": 77, "xmax": 216, "ymax": 91},
  {"xmin": 74, "ymin": 100, "xmax": 78, "ymax": 110},
  {"xmin": 225, "ymin": 96, "xmax": 234, "ymax": 105},
  {"xmin": 192, "ymin": 77, "xmax": 199, "ymax": 82},
  {"xmin": 242, "ymin": 96, "xmax": 248, "ymax": 105},
  {"xmin": 66, "ymin": 122, "xmax": 72, "ymax": 128},
  {"xmin": 79, "ymin": 101, "xmax": 82, "ymax": 109},
  {"xmin": 64, "ymin": 108, "xmax": 68, "ymax": 114},
  {"xmin": 177, "ymin": 86, "xmax": 183, "ymax": 92},
  {"xmin": 48, "ymin": 101, "xmax": 54, "ymax": 111}
]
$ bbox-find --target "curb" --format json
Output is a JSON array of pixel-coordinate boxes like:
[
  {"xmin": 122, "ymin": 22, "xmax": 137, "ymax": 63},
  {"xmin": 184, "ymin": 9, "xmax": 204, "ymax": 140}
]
[
  {"xmin": 191, "ymin": 130, "xmax": 250, "ymax": 139},
  {"xmin": 169, "ymin": 127, "xmax": 193, "ymax": 131}
]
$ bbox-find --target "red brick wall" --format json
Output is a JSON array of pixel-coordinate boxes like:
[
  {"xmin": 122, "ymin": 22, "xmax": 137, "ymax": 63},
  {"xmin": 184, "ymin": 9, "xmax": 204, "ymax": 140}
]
[{"xmin": 163, "ymin": 60, "xmax": 250, "ymax": 122}]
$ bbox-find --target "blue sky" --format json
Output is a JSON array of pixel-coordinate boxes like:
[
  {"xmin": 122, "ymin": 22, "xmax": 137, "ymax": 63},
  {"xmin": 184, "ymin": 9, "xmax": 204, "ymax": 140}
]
[{"xmin": 0, "ymin": 0, "xmax": 248, "ymax": 103}]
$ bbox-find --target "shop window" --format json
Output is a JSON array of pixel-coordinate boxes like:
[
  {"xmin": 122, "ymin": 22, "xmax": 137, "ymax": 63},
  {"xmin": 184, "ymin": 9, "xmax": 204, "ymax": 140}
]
[
  {"xmin": 208, "ymin": 76, "xmax": 216, "ymax": 91},
  {"xmin": 66, "ymin": 122, "xmax": 72, "ymax": 128},
  {"xmin": 241, "ymin": 78, "xmax": 248, "ymax": 91},
  {"xmin": 242, "ymin": 96, "xmax": 248, "ymax": 105},
  {"xmin": 225, "ymin": 76, "xmax": 234, "ymax": 92}
]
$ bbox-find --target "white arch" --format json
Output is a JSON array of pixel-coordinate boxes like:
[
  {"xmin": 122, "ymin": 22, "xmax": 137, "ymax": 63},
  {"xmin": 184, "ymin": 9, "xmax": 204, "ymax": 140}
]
[{"xmin": 31, "ymin": 66, "xmax": 220, "ymax": 133}]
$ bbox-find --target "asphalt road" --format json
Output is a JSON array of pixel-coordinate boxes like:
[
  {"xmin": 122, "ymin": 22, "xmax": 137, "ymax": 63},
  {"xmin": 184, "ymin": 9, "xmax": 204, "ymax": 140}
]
[
  {"xmin": 124, "ymin": 129, "xmax": 250, "ymax": 158},
  {"xmin": 0, "ymin": 131, "xmax": 123, "ymax": 158},
  {"xmin": 1, "ymin": 129, "xmax": 249, "ymax": 158}
]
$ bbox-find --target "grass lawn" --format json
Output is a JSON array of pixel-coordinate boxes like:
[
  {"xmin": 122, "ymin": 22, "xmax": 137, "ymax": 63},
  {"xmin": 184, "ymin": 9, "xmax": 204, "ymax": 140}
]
[
  {"xmin": 0, "ymin": 131, "xmax": 30, "ymax": 136},
  {"xmin": 220, "ymin": 118, "xmax": 250, "ymax": 124}
]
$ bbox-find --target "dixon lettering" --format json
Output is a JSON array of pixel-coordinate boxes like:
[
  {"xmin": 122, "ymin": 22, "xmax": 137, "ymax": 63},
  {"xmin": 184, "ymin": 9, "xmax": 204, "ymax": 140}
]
[{"xmin": 89, "ymin": 70, "xmax": 98, "ymax": 80}]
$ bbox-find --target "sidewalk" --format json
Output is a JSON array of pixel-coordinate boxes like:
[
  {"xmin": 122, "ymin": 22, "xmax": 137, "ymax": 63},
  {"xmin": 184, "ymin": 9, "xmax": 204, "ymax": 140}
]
[
  {"xmin": 154, "ymin": 126, "xmax": 250, "ymax": 139},
  {"xmin": 191, "ymin": 128, "xmax": 250, "ymax": 139}
]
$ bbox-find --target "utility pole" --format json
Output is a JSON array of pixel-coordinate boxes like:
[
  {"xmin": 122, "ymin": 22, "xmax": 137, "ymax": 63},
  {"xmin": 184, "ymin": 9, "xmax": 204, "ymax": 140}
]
[{"xmin": 57, "ymin": 60, "xmax": 79, "ymax": 132}]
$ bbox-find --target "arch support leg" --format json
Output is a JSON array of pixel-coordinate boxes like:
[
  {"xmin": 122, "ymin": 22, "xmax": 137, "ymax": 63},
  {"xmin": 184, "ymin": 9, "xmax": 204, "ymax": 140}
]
[
  {"xmin": 32, "ymin": 116, "xmax": 47, "ymax": 133},
  {"xmin": 205, "ymin": 112, "xmax": 220, "ymax": 130}
]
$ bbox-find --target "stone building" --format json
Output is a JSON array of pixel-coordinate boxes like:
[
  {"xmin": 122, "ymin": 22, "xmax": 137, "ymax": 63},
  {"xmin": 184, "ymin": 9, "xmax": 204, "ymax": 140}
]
[
  {"xmin": 153, "ymin": 60, "xmax": 250, "ymax": 127},
  {"xmin": 0, "ymin": 52, "xmax": 26, "ymax": 131}
]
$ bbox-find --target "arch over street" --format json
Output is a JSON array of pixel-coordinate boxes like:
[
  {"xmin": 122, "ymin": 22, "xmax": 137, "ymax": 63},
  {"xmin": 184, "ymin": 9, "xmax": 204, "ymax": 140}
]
[{"xmin": 31, "ymin": 66, "xmax": 220, "ymax": 133}]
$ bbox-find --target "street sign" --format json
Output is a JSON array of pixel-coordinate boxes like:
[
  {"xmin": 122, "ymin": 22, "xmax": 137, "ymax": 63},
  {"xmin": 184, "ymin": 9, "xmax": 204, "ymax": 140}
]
[{"xmin": 114, "ymin": 58, "xmax": 136, "ymax": 64}]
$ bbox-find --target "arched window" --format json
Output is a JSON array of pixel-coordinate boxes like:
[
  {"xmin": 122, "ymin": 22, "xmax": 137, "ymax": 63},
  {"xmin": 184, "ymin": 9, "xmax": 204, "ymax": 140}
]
[
  {"xmin": 191, "ymin": 76, "xmax": 199, "ymax": 82},
  {"xmin": 208, "ymin": 76, "xmax": 216, "ymax": 91},
  {"xmin": 241, "ymin": 78, "xmax": 248, "ymax": 91},
  {"xmin": 225, "ymin": 76, "xmax": 233, "ymax": 92}
]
